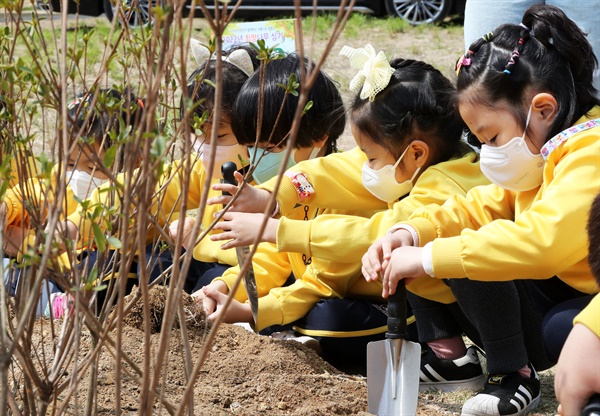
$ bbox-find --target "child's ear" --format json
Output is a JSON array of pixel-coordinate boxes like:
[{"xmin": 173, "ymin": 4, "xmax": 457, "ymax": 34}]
[
  {"xmin": 532, "ymin": 93, "xmax": 558, "ymax": 124},
  {"xmin": 410, "ymin": 140, "xmax": 429, "ymax": 168},
  {"xmin": 313, "ymin": 134, "xmax": 329, "ymax": 149}
]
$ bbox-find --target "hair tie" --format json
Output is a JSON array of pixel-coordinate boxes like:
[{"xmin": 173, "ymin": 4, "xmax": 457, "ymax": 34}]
[
  {"xmin": 339, "ymin": 44, "xmax": 394, "ymax": 102},
  {"xmin": 482, "ymin": 32, "xmax": 494, "ymax": 43},
  {"xmin": 190, "ymin": 38, "xmax": 254, "ymax": 77},
  {"xmin": 455, "ymin": 55, "xmax": 472, "ymax": 75},
  {"xmin": 519, "ymin": 23, "xmax": 535, "ymax": 37},
  {"xmin": 68, "ymin": 98, "xmax": 83, "ymax": 110}
]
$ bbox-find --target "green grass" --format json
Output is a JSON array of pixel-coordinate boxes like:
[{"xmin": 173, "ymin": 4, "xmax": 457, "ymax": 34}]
[
  {"xmin": 302, "ymin": 13, "xmax": 338, "ymax": 40},
  {"xmin": 384, "ymin": 15, "xmax": 409, "ymax": 34},
  {"xmin": 342, "ymin": 13, "xmax": 371, "ymax": 39}
]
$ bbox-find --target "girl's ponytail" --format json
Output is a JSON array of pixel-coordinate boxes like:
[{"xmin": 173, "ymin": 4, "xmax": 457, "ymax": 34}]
[
  {"xmin": 456, "ymin": 4, "xmax": 599, "ymax": 140},
  {"xmin": 523, "ymin": 4, "xmax": 598, "ymax": 104}
]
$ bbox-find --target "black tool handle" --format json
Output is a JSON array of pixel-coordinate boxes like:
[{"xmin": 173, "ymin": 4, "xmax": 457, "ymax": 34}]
[
  {"xmin": 221, "ymin": 161, "xmax": 237, "ymax": 197},
  {"xmin": 582, "ymin": 394, "xmax": 600, "ymax": 416},
  {"xmin": 386, "ymin": 280, "xmax": 408, "ymax": 340}
]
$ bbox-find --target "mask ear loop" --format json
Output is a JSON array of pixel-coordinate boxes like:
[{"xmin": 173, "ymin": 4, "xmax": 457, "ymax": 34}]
[
  {"xmin": 523, "ymin": 104, "xmax": 533, "ymax": 141},
  {"xmin": 393, "ymin": 142, "xmax": 422, "ymax": 183},
  {"xmin": 307, "ymin": 147, "xmax": 321, "ymax": 160},
  {"xmin": 392, "ymin": 142, "xmax": 413, "ymax": 169}
]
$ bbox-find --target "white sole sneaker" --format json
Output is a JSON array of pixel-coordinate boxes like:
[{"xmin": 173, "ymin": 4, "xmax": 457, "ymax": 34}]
[
  {"xmin": 420, "ymin": 373, "xmax": 487, "ymax": 392},
  {"xmin": 461, "ymin": 365, "xmax": 541, "ymax": 416}
]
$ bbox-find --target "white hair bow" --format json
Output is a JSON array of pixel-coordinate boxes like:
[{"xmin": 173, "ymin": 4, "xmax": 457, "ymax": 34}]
[
  {"xmin": 190, "ymin": 38, "xmax": 254, "ymax": 77},
  {"xmin": 339, "ymin": 44, "xmax": 394, "ymax": 102}
]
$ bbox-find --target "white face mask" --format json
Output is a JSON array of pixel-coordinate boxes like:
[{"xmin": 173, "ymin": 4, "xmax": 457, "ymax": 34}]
[
  {"xmin": 361, "ymin": 143, "xmax": 421, "ymax": 203},
  {"xmin": 68, "ymin": 170, "xmax": 109, "ymax": 200},
  {"xmin": 199, "ymin": 143, "xmax": 248, "ymax": 179},
  {"xmin": 479, "ymin": 106, "xmax": 544, "ymax": 192}
]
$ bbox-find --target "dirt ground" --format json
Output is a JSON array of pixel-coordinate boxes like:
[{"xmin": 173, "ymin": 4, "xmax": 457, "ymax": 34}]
[{"xmin": 25, "ymin": 286, "xmax": 558, "ymax": 416}]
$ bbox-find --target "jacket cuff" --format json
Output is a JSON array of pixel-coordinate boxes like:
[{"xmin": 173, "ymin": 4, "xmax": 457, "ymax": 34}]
[
  {"xmin": 3, "ymin": 194, "xmax": 20, "ymax": 226},
  {"xmin": 253, "ymin": 293, "xmax": 284, "ymax": 332},
  {"xmin": 276, "ymin": 217, "xmax": 311, "ymax": 255},
  {"xmin": 71, "ymin": 211, "xmax": 93, "ymax": 246},
  {"xmin": 259, "ymin": 177, "xmax": 301, "ymax": 215},
  {"xmin": 212, "ymin": 275, "xmax": 248, "ymax": 303},
  {"xmin": 574, "ymin": 294, "xmax": 600, "ymax": 337},
  {"xmin": 406, "ymin": 217, "xmax": 438, "ymax": 247},
  {"xmin": 431, "ymin": 236, "xmax": 466, "ymax": 278}
]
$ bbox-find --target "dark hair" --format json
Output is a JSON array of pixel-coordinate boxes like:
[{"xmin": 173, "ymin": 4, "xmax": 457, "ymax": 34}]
[
  {"xmin": 68, "ymin": 88, "xmax": 143, "ymax": 149},
  {"xmin": 67, "ymin": 88, "xmax": 144, "ymax": 170},
  {"xmin": 588, "ymin": 193, "xmax": 600, "ymax": 285},
  {"xmin": 232, "ymin": 53, "xmax": 345, "ymax": 154},
  {"xmin": 183, "ymin": 44, "xmax": 260, "ymax": 124},
  {"xmin": 457, "ymin": 4, "xmax": 599, "ymax": 146},
  {"xmin": 351, "ymin": 58, "xmax": 465, "ymax": 164}
]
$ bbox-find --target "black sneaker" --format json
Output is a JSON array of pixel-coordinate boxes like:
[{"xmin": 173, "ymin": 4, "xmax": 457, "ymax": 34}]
[
  {"xmin": 461, "ymin": 364, "xmax": 540, "ymax": 416},
  {"xmin": 420, "ymin": 346, "xmax": 486, "ymax": 392}
]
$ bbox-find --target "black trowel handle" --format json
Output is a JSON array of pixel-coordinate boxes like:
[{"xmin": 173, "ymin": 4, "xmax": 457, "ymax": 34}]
[
  {"xmin": 221, "ymin": 161, "xmax": 238, "ymax": 197},
  {"xmin": 386, "ymin": 281, "xmax": 408, "ymax": 340},
  {"xmin": 582, "ymin": 394, "xmax": 600, "ymax": 416}
]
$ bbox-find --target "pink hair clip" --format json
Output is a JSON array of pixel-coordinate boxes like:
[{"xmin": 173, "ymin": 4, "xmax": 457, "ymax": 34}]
[{"xmin": 455, "ymin": 56, "xmax": 472, "ymax": 75}]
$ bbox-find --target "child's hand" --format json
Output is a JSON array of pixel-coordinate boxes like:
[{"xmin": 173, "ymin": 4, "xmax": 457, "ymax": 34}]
[
  {"xmin": 211, "ymin": 212, "xmax": 278, "ymax": 249},
  {"xmin": 208, "ymin": 171, "xmax": 273, "ymax": 214},
  {"xmin": 555, "ymin": 322, "xmax": 600, "ymax": 416},
  {"xmin": 169, "ymin": 218, "xmax": 196, "ymax": 250},
  {"xmin": 362, "ymin": 229, "xmax": 414, "ymax": 282},
  {"xmin": 381, "ymin": 247, "xmax": 426, "ymax": 298},
  {"xmin": 43, "ymin": 220, "xmax": 78, "ymax": 254},
  {"xmin": 198, "ymin": 284, "xmax": 253, "ymax": 324},
  {"xmin": 192, "ymin": 280, "xmax": 228, "ymax": 316},
  {"xmin": 3, "ymin": 225, "xmax": 27, "ymax": 258}
]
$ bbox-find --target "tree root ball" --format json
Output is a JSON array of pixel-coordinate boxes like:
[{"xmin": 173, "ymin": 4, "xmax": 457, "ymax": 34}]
[{"xmin": 120, "ymin": 285, "xmax": 211, "ymax": 334}]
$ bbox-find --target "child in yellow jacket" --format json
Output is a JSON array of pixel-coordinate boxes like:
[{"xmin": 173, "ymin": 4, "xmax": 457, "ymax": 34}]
[
  {"xmin": 165, "ymin": 50, "xmax": 349, "ymax": 293},
  {"xmin": 1, "ymin": 88, "xmax": 143, "ymax": 317},
  {"xmin": 362, "ymin": 5, "xmax": 600, "ymax": 415},
  {"xmin": 195, "ymin": 53, "xmax": 377, "ymax": 339},
  {"xmin": 132, "ymin": 42, "xmax": 261, "ymax": 293},
  {"xmin": 555, "ymin": 192, "xmax": 600, "ymax": 416}
]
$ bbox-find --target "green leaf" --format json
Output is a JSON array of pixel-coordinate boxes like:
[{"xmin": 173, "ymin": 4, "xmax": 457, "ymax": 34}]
[
  {"xmin": 92, "ymin": 223, "xmax": 106, "ymax": 252},
  {"xmin": 93, "ymin": 283, "xmax": 108, "ymax": 292},
  {"xmin": 88, "ymin": 266, "xmax": 98, "ymax": 284},
  {"xmin": 303, "ymin": 100, "xmax": 313, "ymax": 114},
  {"xmin": 103, "ymin": 145, "xmax": 117, "ymax": 168},
  {"xmin": 107, "ymin": 236, "xmax": 122, "ymax": 249}
]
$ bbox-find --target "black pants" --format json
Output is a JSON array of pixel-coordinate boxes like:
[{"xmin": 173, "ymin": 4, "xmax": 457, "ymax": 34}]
[
  {"xmin": 290, "ymin": 297, "xmax": 420, "ymax": 369},
  {"xmin": 408, "ymin": 276, "xmax": 590, "ymax": 374},
  {"xmin": 518, "ymin": 278, "xmax": 593, "ymax": 363},
  {"xmin": 408, "ymin": 279, "xmax": 533, "ymax": 375},
  {"xmin": 79, "ymin": 250, "xmax": 138, "ymax": 314}
]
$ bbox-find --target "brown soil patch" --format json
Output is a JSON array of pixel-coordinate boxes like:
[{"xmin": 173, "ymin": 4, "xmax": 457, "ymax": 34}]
[{"xmin": 18, "ymin": 285, "xmax": 557, "ymax": 415}]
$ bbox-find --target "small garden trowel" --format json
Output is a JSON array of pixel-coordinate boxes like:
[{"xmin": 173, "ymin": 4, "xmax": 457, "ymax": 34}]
[{"xmin": 367, "ymin": 281, "xmax": 421, "ymax": 415}]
